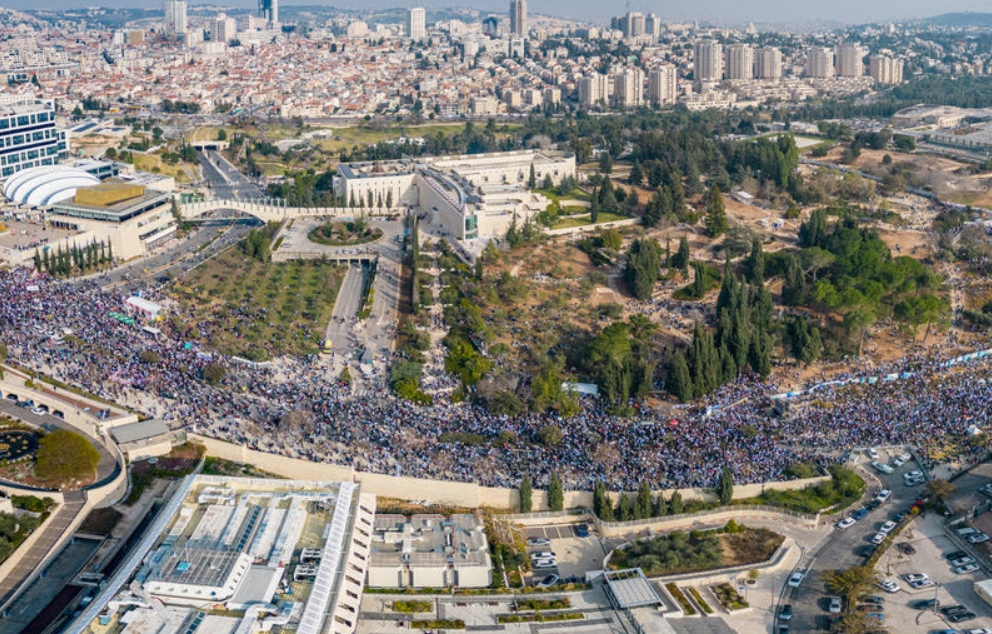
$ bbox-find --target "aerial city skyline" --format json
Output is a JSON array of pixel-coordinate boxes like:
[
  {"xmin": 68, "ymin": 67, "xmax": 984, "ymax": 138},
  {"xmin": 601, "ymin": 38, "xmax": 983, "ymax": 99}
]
[{"xmin": 2, "ymin": 0, "xmax": 992, "ymax": 633}]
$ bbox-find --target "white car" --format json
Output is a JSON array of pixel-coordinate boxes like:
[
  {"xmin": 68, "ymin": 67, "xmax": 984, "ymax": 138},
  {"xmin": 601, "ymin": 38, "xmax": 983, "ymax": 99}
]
[
  {"xmin": 533, "ymin": 558, "xmax": 557, "ymax": 568},
  {"xmin": 30, "ymin": 406, "xmax": 46, "ymax": 415},
  {"xmin": 969, "ymin": 533, "xmax": 990, "ymax": 544},
  {"xmin": 909, "ymin": 578, "xmax": 934, "ymax": 589},
  {"xmin": 872, "ymin": 461, "xmax": 894, "ymax": 474},
  {"xmin": 876, "ymin": 489, "xmax": 892, "ymax": 502},
  {"xmin": 878, "ymin": 578, "xmax": 900, "ymax": 593},
  {"xmin": 892, "ymin": 456, "xmax": 907, "ymax": 467},
  {"xmin": 905, "ymin": 470, "xmax": 924, "ymax": 480},
  {"xmin": 954, "ymin": 563, "xmax": 981, "ymax": 574},
  {"xmin": 867, "ymin": 448, "xmax": 880, "ymax": 459},
  {"xmin": 788, "ymin": 570, "xmax": 806, "ymax": 588},
  {"xmin": 837, "ymin": 517, "xmax": 857, "ymax": 529},
  {"xmin": 880, "ymin": 521, "xmax": 897, "ymax": 534},
  {"xmin": 965, "ymin": 629, "xmax": 992, "ymax": 634},
  {"xmin": 871, "ymin": 532, "xmax": 887, "ymax": 545},
  {"xmin": 950, "ymin": 556, "xmax": 976, "ymax": 567},
  {"xmin": 904, "ymin": 573, "xmax": 929, "ymax": 583}
]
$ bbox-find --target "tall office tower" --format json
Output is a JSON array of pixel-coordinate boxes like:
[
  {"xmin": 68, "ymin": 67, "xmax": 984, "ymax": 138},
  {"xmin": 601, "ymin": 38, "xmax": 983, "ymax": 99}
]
[
  {"xmin": 806, "ymin": 47, "xmax": 834, "ymax": 78},
  {"xmin": 0, "ymin": 98, "xmax": 69, "ymax": 180},
  {"xmin": 164, "ymin": 0, "xmax": 187, "ymax": 36},
  {"xmin": 213, "ymin": 13, "xmax": 237, "ymax": 43},
  {"xmin": 578, "ymin": 73, "xmax": 609, "ymax": 108},
  {"xmin": 614, "ymin": 68, "xmax": 644, "ymax": 108},
  {"xmin": 754, "ymin": 47, "xmax": 782, "ymax": 79},
  {"xmin": 407, "ymin": 7, "xmax": 426, "ymax": 40},
  {"xmin": 869, "ymin": 55, "xmax": 904, "ymax": 85},
  {"xmin": 694, "ymin": 39, "xmax": 723, "ymax": 90},
  {"xmin": 619, "ymin": 12, "xmax": 645, "ymax": 37},
  {"xmin": 509, "ymin": 0, "xmax": 527, "ymax": 35},
  {"xmin": 725, "ymin": 43, "xmax": 754, "ymax": 80},
  {"xmin": 259, "ymin": 0, "xmax": 278, "ymax": 29},
  {"xmin": 644, "ymin": 14, "xmax": 663, "ymax": 36},
  {"xmin": 648, "ymin": 66, "xmax": 678, "ymax": 106},
  {"xmin": 835, "ymin": 43, "xmax": 863, "ymax": 77}
]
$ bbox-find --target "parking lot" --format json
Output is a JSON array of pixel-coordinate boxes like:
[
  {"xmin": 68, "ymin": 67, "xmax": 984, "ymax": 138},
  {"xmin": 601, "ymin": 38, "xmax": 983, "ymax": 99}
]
[
  {"xmin": 521, "ymin": 523, "xmax": 609, "ymax": 584},
  {"xmin": 870, "ymin": 513, "xmax": 992, "ymax": 633}
]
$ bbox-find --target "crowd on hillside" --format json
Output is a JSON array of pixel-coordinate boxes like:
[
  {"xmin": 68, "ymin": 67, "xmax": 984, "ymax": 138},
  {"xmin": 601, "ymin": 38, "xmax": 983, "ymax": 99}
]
[{"xmin": 1, "ymin": 266, "xmax": 991, "ymax": 492}]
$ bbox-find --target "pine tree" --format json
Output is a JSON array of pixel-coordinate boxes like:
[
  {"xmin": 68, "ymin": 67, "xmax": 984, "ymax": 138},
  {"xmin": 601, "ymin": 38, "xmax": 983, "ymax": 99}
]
[
  {"xmin": 672, "ymin": 235, "xmax": 691, "ymax": 273},
  {"xmin": 42, "ymin": 249, "xmax": 51, "ymax": 274},
  {"xmin": 519, "ymin": 473, "xmax": 533, "ymax": 513},
  {"xmin": 547, "ymin": 472, "xmax": 564, "ymax": 511},
  {"xmin": 745, "ymin": 237, "xmax": 765, "ymax": 284},
  {"xmin": 669, "ymin": 490, "xmax": 684, "ymax": 515},
  {"xmin": 590, "ymin": 188, "xmax": 600, "ymax": 224},
  {"xmin": 33, "ymin": 249, "xmax": 42, "ymax": 272},
  {"xmin": 528, "ymin": 164, "xmax": 536, "ymax": 188},
  {"xmin": 629, "ymin": 160, "xmax": 643, "ymax": 186},
  {"xmin": 705, "ymin": 184, "xmax": 727, "ymax": 237}
]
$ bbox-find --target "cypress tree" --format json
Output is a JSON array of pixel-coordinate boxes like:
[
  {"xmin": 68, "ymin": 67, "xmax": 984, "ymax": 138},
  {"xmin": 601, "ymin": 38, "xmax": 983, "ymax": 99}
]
[
  {"xmin": 654, "ymin": 492, "xmax": 668, "ymax": 517},
  {"xmin": 670, "ymin": 490, "xmax": 684, "ymax": 515},
  {"xmin": 636, "ymin": 480, "xmax": 653, "ymax": 520},
  {"xmin": 547, "ymin": 472, "xmax": 564, "ymax": 511},
  {"xmin": 33, "ymin": 249, "xmax": 42, "ymax": 272},
  {"xmin": 617, "ymin": 493, "xmax": 632, "ymax": 521},
  {"xmin": 519, "ymin": 473, "xmax": 533, "ymax": 513},
  {"xmin": 666, "ymin": 349, "xmax": 692, "ymax": 403},
  {"xmin": 705, "ymin": 184, "xmax": 727, "ymax": 237},
  {"xmin": 717, "ymin": 467, "xmax": 734, "ymax": 505}
]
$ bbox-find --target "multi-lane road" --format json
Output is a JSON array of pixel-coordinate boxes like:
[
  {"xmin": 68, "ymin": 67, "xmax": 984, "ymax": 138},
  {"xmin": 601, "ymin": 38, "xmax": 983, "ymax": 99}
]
[{"xmin": 197, "ymin": 150, "xmax": 262, "ymax": 200}]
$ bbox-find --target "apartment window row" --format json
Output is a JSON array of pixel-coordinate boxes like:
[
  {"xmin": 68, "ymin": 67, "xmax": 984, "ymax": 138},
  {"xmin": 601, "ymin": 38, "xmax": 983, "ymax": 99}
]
[{"xmin": 0, "ymin": 110, "xmax": 52, "ymax": 130}]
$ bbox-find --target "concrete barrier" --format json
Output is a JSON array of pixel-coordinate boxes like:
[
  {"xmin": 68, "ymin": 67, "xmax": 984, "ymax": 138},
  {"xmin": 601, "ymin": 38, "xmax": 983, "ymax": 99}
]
[{"xmin": 192, "ymin": 435, "xmax": 829, "ymax": 515}]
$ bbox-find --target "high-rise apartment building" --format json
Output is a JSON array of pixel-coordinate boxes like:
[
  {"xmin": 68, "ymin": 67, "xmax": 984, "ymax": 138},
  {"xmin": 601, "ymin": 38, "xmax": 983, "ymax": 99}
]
[
  {"xmin": 614, "ymin": 68, "xmax": 644, "ymax": 108},
  {"xmin": 754, "ymin": 47, "xmax": 783, "ymax": 79},
  {"xmin": 648, "ymin": 66, "xmax": 678, "ymax": 106},
  {"xmin": 806, "ymin": 47, "xmax": 834, "ymax": 78},
  {"xmin": 213, "ymin": 13, "xmax": 237, "ymax": 43},
  {"xmin": 644, "ymin": 14, "xmax": 663, "ymax": 35},
  {"xmin": 618, "ymin": 12, "xmax": 646, "ymax": 37},
  {"xmin": 869, "ymin": 55, "xmax": 904, "ymax": 85},
  {"xmin": 0, "ymin": 98, "xmax": 69, "ymax": 180},
  {"xmin": 835, "ymin": 43, "xmax": 863, "ymax": 77},
  {"xmin": 725, "ymin": 43, "xmax": 754, "ymax": 80},
  {"xmin": 407, "ymin": 7, "xmax": 426, "ymax": 40},
  {"xmin": 509, "ymin": 0, "xmax": 527, "ymax": 35},
  {"xmin": 694, "ymin": 39, "xmax": 723, "ymax": 90},
  {"xmin": 259, "ymin": 0, "xmax": 278, "ymax": 29},
  {"xmin": 164, "ymin": 0, "xmax": 187, "ymax": 37},
  {"xmin": 578, "ymin": 73, "xmax": 609, "ymax": 109}
]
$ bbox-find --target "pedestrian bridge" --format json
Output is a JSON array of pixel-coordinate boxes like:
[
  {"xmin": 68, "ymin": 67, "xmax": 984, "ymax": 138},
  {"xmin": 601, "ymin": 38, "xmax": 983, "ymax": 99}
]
[{"xmin": 180, "ymin": 199, "xmax": 399, "ymax": 224}]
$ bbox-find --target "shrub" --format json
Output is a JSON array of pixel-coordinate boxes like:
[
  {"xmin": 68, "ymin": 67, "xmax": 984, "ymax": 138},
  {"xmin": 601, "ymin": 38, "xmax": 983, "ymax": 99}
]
[
  {"xmin": 665, "ymin": 583, "xmax": 697, "ymax": 616},
  {"xmin": 411, "ymin": 619, "xmax": 465, "ymax": 630},
  {"xmin": 392, "ymin": 600, "xmax": 432, "ymax": 613},
  {"xmin": 11, "ymin": 496, "xmax": 56, "ymax": 513},
  {"xmin": 687, "ymin": 587, "xmax": 713, "ymax": 614},
  {"xmin": 712, "ymin": 583, "xmax": 749, "ymax": 610}
]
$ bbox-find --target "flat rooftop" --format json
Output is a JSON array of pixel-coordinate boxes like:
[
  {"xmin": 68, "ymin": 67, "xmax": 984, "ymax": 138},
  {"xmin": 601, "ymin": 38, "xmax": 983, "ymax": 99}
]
[{"xmin": 0, "ymin": 217, "xmax": 79, "ymax": 250}]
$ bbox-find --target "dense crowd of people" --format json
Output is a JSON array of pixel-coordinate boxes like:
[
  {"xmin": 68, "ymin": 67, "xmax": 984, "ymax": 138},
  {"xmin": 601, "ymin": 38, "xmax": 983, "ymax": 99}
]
[{"xmin": 1, "ymin": 265, "xmax": 991, "ymax": 493}]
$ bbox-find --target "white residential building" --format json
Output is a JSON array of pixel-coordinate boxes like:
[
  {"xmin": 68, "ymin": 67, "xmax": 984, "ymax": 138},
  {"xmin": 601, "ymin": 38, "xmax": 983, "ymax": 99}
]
[{"xmin": 648, "ymin": 66, "xmax": 678, "ymax": 106}]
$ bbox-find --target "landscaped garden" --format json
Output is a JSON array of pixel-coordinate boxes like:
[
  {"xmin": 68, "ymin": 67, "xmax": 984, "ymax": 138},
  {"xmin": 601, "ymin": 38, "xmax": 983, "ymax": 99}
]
[
  {"xmin": 308, "ymin": 220, "xmax": 383, "ymax": 246},
  {"xmin": 608, "ymin": 522, "xmax": 784, "ymax": 577}
]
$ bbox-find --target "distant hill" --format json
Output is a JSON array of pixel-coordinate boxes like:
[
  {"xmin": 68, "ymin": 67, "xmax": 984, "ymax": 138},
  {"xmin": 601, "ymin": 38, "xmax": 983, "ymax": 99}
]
[{"xmin": 922, "ymin": 12, "xmax": 992, "ymax": 27}]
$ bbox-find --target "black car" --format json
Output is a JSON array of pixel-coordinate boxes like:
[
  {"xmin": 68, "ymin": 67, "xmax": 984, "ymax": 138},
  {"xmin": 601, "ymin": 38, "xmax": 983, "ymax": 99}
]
[
  {"xmin": 948, "ymin": 612, "xmax": 977, "ymax": 623},
  {"xmin": 574, "ymin": 524, "xmax": 590, "ymax": 538},
  {"xmin": 862, "ymin": 596, "xmax": 885, "ymax": 605},
  {"xmin": 779, "ymin": 604, "xmax": 793, "ymax": 620},
  {"xmin": 896, "ymin": 542, "xmax": 916, "ymax": 555},
  {"xmin": 939, "ymin": 604, "xmax": 967, "ymax": 616},
  {"xmin": 945, "ymin": 550, "xmax": 968, "ymax": 560},
  {"xmin": 911, "ymin": 599, "xmax": 937, "ymax": 610}
]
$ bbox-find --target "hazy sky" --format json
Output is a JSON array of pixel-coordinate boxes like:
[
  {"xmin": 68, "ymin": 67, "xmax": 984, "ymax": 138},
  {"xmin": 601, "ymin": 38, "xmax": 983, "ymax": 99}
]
[{"xmin": 6, "ymin": 0, "xmax": 992, "ymax": 26}]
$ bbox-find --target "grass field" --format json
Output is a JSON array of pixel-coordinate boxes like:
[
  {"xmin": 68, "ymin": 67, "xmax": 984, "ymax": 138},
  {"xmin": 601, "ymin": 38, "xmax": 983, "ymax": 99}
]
[
  {"xmin": 554, "ymin": 211, "xmax": 630, "ymax": 229},
  {"xmin": 168, "ymin": 247, "xmax": 344, "ymax": 360},
  {"xmin": 311, "ymin": 123, "xmax": 474, "ymax": 153},
  {"xmin": 131, "ymin": 153, "xmax": 193, "ymax": 183}
]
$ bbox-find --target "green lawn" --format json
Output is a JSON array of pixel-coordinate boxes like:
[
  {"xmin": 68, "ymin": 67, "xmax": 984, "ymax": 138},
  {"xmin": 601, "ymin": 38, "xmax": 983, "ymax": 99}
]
[
  {"xmin": 168, "ymin": 247, "xmax": 344, "ymax": 360},
  {"xmin": 554, "ymin": 212, "xmax": 630, "ymax": 229}
]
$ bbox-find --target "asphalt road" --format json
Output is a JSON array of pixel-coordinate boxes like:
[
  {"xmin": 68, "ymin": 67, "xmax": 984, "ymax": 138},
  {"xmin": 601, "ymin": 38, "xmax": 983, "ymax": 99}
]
[
  {"xmin": 198, "ymin": 150, "xmax": 262, "ymax": 200},
  {"xmin": 326, "ymin": 264, "xmax": 365, "ymax": 357},
  {"xmin": 783, "ymin": 451, "xmax": 928, "ymax": 632}
]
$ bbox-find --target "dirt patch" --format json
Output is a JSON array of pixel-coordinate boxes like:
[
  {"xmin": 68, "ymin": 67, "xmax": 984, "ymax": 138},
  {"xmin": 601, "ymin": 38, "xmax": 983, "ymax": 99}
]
[
  {"xmin": 720, "ymin": 527, "xmax": 785, "ymax": 568},
  {"xmin": 78, "ymin": 508, "xmax": 123, "ymax": 536}
]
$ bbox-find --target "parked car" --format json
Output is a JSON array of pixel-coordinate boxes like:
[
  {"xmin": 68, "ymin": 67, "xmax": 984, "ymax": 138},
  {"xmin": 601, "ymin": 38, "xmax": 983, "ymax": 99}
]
[
  {"xmin": 872, "ymin": 461, "xmax": 894, "ymax": 474},
  {"xmin": 867, "ymin": 448, "xmax": 880, "ymax": 459},
  {"xmin": 871, "ymin": 533, "xmax": 887, "ymax": 545},
  {"xmin": 941, "ymin": 605, "xmax": 969, "ymax": 616},
  {"xmin": 852, "ymin": 508, "xmax": 869, "ymax": 520},
  {"xmin": 880, "ymin": 521, "xmax": 897, "ymax": 534},
  {"xmin": 787, "ymin": 571, "xmax": 806, "ymax": 588},
  {"xmin": 527, "ymin": 537, "xmax": 551, "ymax": 547},
  {"xmin": 892, "ymin": 455, "xmax": 907, "ymax": 467},
  {"xmin": 909, "ymin": 578, "xmax": 935, "ymax": 589},
  {"xmin": 30, "ymin": 406, "xmax": 46, "ymax": 415},
  {"xmin": 828, "ymin": 596, "xmax": 842, "ymax": 613},
  {"xmin": 946, "ymin": 551, "xmax": 969, "ymax": 561},
  {"xmin": 969, "ymin": 533, "xmax": 990, "ymax": 544},
  {"xmin": 896, "ymin": 543, "xmax": 916, "ymax": 555},
  {"xmin": 530, "ymin": 551, "xmax": 555, "ymax": 560},
  {"xmin": 837, "ymin": 517, "xmax": 857, "ymax": 529},
  {"xmin": 532, "ymin": 559, "xmax": 556, "ymax": 568},
  {"xmin": 878, "ymin": 579, "xmax": 900, "ymax": 593},
  {"xmin": 950, "ymin": 557, "xmax": 976, "ymax": 567},
  {"xmin": 965, "ymin": 629, "xmax": 992, "ymax": 634},
  {"xmin": 779, "ymin": 604, "xmax": 793, "ymax": 620},
  {"xmin": 911, "ymin": 598, "xmax": 937, "ymax": 610},
  {"xmin": 536, "ymin": 574, "xmax": 559, "ymax": 589},
  {"xmin": 905, "ymin": 470, "xmax": 924, "ymax": 479},
  {"xmin": 949, "ymin": 612, "xmax": 978, "ymax": 624},
  {"xmin": 876, "ymin": 489, "xmax": 892, "ymax": 502},
  {"xmin": 862, "ymin": 596, "xmax": 885, "ymax": 605},
  {"xmin": 954, "ymin": 564, "xmax": 980, "ymax": 575},
  {"xmin": 574, "ymin": 524, "xmax": 590, "ymax": 538}
]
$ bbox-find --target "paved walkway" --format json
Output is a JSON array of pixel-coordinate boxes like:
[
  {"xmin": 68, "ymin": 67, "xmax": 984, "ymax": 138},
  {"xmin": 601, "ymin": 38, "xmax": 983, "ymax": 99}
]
[{"xmin": 0, "ymin": 490, "xmax": 86, "ymax": 607}]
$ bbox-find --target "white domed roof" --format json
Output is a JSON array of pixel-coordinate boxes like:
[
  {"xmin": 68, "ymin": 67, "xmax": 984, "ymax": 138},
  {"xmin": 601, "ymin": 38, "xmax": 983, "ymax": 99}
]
[{"xmin": 2, "ymin": 164, "xmax": 100, "ymax": 207}]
